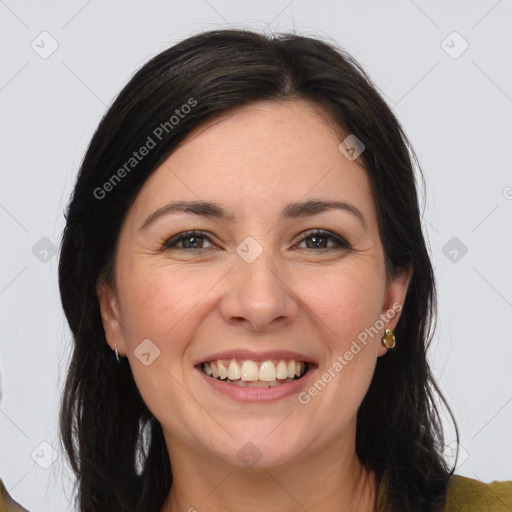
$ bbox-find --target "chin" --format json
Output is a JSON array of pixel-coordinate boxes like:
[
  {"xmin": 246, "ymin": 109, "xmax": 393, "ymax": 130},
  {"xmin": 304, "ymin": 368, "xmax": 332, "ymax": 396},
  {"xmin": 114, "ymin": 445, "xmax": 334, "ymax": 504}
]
[{"xmin": 204, "ymin": 426, "xmax": 311, "ymax": 470}]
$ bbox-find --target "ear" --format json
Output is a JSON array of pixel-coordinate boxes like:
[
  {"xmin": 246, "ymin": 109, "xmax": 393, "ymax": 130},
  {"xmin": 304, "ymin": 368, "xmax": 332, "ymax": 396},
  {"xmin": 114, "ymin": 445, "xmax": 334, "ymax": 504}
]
[
  {"xmin": 97, "ymin": 280, "xmax": 127, "ymax": 356},
  {"xmin": 377, "ymin": 263, "xmax": 413, "ymax": 356}
]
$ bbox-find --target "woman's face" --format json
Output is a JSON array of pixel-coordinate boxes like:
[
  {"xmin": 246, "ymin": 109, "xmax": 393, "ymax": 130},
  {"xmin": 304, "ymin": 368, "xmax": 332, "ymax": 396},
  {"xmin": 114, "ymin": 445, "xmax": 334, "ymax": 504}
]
[{"xmin": 99, "ymin": 100, "xmax": 410, "ymax": 469}]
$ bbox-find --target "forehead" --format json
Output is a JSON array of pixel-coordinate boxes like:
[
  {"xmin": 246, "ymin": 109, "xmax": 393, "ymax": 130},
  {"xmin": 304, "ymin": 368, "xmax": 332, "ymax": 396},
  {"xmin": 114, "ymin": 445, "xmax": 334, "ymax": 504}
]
[{"xmin": 130, "ymin": 100, "xmax": 376, "ymax": 225}]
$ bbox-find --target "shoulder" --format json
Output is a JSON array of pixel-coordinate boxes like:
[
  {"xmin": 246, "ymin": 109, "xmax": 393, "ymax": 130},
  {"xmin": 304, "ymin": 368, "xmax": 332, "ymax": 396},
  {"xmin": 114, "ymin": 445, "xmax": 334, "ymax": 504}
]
[
  {"xmin": 445, "ymin": 474, "xmax": 512, "ymax": 512},
  {"xmin": 0, "ymin": 478, "xmax": 29, "ymax": 512}
]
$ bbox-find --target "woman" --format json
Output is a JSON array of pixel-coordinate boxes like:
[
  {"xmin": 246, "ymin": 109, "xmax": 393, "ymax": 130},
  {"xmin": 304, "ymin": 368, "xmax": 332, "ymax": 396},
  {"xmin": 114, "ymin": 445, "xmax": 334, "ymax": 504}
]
[{"xmin": 57, "ymin": 29, "xmax": 512, "ymax": 512}]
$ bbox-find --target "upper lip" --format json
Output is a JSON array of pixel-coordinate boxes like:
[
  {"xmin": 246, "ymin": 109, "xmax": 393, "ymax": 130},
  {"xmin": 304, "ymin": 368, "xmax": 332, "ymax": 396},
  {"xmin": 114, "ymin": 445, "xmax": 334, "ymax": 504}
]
[{"xmin": 195, "ymin": 349, "xmax": 318, "ymax": 366}]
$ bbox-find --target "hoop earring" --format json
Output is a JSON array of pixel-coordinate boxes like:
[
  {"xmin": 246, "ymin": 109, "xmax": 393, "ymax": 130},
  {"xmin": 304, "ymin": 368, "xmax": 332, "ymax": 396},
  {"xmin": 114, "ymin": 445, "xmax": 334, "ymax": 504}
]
[
  {"xmin": 381, "ymin": 328, "xmax": 396, "ymax": 349},
  {"xmin": 114, "ymin": 344, "xmax": 121, "ymax": 363}
]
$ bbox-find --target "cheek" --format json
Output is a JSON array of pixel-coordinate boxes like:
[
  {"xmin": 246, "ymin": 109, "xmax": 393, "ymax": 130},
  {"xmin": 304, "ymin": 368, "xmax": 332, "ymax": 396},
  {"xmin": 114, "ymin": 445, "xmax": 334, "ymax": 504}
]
[
  {"xmin": 116, "ymin": 262, "xmax": 214, "ymax": 343},
  {"xmin": 298, "ymin": 268, "xmax": 382, "ymax": 436},
  {"xmin": 115, "ymin": 265, "xmax": 210, "ymax": 428},
  {"xmin": 297, "ymin": 263, "xmax": 385, "ymax": 345}
]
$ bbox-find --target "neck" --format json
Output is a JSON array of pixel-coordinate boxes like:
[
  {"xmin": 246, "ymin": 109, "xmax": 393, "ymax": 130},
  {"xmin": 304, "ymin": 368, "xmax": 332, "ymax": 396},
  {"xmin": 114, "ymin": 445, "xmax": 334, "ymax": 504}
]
[{"xmin": 161, "ymin": 429, "xmax": 377, "ymax": 512}]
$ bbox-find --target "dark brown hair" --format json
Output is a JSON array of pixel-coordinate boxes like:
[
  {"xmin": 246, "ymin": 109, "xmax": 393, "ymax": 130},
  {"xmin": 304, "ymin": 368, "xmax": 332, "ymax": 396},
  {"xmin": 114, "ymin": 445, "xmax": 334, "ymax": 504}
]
[{"xmin": 58, "ymin": 28, "xmax": 458, "ymax": 511}]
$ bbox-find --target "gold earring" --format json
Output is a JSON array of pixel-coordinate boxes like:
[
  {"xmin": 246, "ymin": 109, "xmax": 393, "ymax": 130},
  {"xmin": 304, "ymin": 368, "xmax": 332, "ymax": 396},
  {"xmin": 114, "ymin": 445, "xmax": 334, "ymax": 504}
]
[
  {"xmin": 381, "ymin": 328, "xmax": 396, "ymax": 349},
  {"xmin": 115, "ymin": 344, "xmax": 121, "ymax": 363}
]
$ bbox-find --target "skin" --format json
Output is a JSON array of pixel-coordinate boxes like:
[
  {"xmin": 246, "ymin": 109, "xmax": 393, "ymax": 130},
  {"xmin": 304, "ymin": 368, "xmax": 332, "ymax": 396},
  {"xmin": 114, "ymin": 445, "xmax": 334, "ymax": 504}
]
[{"xmin": 98, "ymin": 100, "xmax": 412, "ymax": 512}]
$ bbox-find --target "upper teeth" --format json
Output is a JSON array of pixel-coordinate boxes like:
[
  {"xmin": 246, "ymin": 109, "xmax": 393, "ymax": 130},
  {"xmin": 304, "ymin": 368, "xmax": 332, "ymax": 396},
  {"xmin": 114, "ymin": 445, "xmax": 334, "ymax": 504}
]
[{"xmin": 202, "ymin": 359, "xmax": 306, "ymax": 382}]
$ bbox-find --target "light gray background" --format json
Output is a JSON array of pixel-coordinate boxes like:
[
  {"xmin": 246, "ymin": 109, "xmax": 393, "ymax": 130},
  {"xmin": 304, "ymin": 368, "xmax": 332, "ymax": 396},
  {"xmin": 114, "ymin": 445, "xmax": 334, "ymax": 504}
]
[{"xmin": 1, "ymin": 1, "xmax": 511, "ymax": 510}]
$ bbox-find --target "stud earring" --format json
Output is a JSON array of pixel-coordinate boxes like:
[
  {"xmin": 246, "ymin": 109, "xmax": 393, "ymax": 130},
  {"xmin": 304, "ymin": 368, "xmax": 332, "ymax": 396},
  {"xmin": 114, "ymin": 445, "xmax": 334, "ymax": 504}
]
[{"xmin": 381, "ymin": 328, "xmax": 396, "ymax": 349}]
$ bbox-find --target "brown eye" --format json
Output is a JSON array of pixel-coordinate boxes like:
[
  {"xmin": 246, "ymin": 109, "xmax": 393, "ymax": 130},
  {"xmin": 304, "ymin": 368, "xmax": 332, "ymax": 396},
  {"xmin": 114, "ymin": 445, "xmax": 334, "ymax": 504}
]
[
  {"xmin": 162, "ymin": 231, "xmax": 214, "ymax": 250},
  {"xmin": 296, "ymin": 230, "xmax": 351, "ymax": 250}
]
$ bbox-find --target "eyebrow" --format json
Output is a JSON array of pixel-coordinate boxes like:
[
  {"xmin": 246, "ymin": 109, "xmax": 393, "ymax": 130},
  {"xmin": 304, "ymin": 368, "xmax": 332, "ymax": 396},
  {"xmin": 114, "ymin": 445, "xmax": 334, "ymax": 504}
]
[{"xmin": 141, "ymin": 198, "xmax": 367, "ymax": 231}]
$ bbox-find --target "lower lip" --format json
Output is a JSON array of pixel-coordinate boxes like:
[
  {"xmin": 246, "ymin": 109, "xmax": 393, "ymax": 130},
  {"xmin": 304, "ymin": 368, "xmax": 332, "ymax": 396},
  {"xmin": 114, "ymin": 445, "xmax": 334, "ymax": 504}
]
[{"xmin": 197, "ymin": 366, "xmax": 316, "ymax": 402}]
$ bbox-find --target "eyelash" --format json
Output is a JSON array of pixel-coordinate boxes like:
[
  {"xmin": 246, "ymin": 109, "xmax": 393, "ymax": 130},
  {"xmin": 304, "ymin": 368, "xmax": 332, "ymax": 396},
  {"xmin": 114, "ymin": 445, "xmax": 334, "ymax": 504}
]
[{"xmin": 161, "ymin": 229, "xmax": 351, "ymax": 252}]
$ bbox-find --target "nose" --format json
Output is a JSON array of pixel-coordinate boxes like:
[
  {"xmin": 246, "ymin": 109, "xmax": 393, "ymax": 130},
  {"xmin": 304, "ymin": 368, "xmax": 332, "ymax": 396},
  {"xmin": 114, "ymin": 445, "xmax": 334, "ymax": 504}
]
[{"xmin": 219, "ymin": 249, "xmax": 299, "ymax": 332}]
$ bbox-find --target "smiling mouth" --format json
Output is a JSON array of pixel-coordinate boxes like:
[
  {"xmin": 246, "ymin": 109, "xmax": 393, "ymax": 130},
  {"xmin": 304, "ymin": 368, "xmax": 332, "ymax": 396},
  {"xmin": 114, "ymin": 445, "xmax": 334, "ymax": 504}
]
[{"xmin": 199, "ymin": 358, "xmax": 310, "ymax": 388}]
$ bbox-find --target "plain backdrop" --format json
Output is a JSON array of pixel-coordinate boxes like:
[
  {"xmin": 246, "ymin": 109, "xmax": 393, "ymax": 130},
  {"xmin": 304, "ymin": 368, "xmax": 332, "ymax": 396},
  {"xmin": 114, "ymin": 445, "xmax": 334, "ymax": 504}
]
[{"xmin": 1, "ymin": 1, "xmax": 511, "ymax": 510}]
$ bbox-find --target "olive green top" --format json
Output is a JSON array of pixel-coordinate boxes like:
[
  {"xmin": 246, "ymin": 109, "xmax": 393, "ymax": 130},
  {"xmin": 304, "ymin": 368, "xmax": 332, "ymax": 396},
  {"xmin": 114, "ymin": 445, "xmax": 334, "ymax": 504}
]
[
  {"xmin": 377, "ymin": 474, "xmax": 512, "ymax": 511},
  {"xmin": 1, "ymin": 475, "xmax": 511, "ymax": 511}
]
